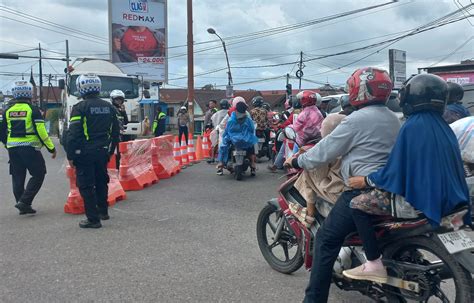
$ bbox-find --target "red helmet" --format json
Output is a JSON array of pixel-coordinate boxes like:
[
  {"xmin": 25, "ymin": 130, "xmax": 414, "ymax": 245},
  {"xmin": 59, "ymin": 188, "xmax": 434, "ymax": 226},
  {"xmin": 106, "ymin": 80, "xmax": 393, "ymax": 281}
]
[
  {"xmin": 346, "ymin": 67, "xmax": 393, "ymax": 107},
  {"xmin": 296, "ymin": 90, "xmax": 321, "ymax": 107}
]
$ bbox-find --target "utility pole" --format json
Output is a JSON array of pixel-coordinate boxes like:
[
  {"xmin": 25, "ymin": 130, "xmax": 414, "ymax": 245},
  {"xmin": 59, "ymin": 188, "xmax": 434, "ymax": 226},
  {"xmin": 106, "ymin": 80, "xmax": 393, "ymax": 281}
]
[
  {"xmin": 286, "ymin": 73, "xmax": 290, "ymax": 100},
  {"xmin": 65, "ymin": 40, "xmax": 70, "ymax": 70},
  {"xmin": 38, "ymin": 43, "xmax": 43, "ymax": 111},
  {"xmin": 298, "ymin": 51, "xmax": 303, "ymax": 90},
  {"xmin": 187, "ymin": 0, "xmax": 194, "ymax": 134}
]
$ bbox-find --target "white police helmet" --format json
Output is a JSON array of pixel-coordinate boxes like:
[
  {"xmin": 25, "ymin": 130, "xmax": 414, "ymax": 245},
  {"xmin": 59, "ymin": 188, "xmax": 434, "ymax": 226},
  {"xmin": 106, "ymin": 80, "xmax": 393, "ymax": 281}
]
[
  {"xmin": 110, "ymin": 89, "xmax": 125, "ymax": 102},
  {"xmin": 76, "ymin": 74, "xmax": 101, "ymax": 97},
  {"xmin": 12, "ymin": 81, "xmax": 33, "ymax": 99}
]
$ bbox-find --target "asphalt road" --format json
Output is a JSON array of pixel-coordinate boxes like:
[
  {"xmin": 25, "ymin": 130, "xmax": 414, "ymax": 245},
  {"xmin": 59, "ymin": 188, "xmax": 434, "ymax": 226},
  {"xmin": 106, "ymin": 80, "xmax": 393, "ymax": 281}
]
[{"xmin": 0, "ymin": 139, "xmax": 468, "ymax": 302}]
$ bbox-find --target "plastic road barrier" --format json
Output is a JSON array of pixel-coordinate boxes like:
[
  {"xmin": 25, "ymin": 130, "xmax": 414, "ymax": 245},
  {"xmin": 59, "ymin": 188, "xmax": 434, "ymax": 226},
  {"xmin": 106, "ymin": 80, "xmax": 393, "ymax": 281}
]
[{"xmin": 119, "ymin": 139, "xmax": 158, "ymax": 191}]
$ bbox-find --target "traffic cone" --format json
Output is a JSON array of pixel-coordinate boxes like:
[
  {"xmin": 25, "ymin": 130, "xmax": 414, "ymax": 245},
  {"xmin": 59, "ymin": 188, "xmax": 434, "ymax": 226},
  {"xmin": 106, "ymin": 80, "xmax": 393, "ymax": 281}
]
[
  {"xmin": 173, "ymin": 136, "xmax": 182, "ymax": 166},
  {"xmin": 187, "ymin": 133, "xmax": 197, "ymax": 163},
  {"xmin": 180, "ymin": 134, "xmax": 189, "ymax": 167},
  {"xmin": 195, "ymin": 135, "xmax": 203, "ymax": 161},
  {"xmin": 202, "ymin": 133, "xmax": 210, "ymax": 159}
]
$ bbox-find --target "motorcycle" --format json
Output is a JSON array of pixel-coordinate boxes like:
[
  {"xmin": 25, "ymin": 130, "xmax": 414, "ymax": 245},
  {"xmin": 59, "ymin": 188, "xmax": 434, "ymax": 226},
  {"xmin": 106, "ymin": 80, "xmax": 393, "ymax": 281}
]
[
  {"xmin": 255, "ymin": 129, "xmax": 271, "ymax": 161},
  {"xmin": 226, "ymin": 144, "xmax": 251, "ymax": 181},
  {"xmin": 256, "ymin": 127, "xmax": 474, "ymax": 302}
]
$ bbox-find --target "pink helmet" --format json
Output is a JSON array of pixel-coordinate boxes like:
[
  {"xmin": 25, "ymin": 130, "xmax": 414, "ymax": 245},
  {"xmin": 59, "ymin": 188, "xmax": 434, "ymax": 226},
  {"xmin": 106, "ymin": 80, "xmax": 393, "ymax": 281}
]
[{"xmin": 232, "ymin": 96, "xmax": 246, "ymax": 108}]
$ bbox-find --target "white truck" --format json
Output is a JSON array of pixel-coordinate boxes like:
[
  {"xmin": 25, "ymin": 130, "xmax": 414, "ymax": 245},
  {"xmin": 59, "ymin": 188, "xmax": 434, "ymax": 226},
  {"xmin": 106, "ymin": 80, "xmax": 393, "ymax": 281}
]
[{"xmin": 58, "ymin": 59, "xmax": 144, "ymax": 144}]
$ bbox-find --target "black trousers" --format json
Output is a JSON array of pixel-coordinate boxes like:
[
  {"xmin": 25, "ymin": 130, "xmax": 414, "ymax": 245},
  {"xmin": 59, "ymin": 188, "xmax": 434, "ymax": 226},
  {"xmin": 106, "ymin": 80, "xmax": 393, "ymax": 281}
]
[
  {"xmin": 74, "ymin": 149, "xmax": 110, "ymax": 223},
  {"xmin": 8, "ymin": 147, "xmax": 46, "ymax": 205},
  {"xmin": 178, "ymin": 126, "xmax": 188, "ymax": 145},
  {"xmin": 304, "ymin": 190, "xmax": 360, "ymax": 303}
]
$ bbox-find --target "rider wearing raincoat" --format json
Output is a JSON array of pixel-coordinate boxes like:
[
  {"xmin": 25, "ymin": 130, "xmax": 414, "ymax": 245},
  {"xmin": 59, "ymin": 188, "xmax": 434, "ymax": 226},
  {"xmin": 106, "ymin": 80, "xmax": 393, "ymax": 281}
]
[{"xmin": 217, "ymin": 97, "xmax": 258, "ymax": 176}]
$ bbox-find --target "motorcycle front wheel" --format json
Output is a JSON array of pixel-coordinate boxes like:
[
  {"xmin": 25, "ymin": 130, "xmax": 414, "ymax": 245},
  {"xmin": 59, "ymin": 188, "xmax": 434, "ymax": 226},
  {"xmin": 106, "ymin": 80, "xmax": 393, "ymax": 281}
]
[
  {"xmin": 256, "ymin": 204, "xmax": 304, "ymax": 274},
  {"xmin": 382, "ymin": 236, "xmax": 473, "ymax": 303}
]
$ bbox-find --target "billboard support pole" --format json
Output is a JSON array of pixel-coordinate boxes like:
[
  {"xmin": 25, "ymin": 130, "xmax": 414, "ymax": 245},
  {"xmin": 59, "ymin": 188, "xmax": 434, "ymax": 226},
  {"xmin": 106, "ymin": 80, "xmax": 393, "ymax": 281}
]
[{"xmin": 187, "ymin": 0, "xmax": 194, "ymax": 134}]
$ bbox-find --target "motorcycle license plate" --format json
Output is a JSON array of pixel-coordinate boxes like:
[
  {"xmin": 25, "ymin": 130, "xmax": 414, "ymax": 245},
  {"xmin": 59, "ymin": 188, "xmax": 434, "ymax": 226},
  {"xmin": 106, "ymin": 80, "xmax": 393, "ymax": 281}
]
[
  {"xmin": 233, "ymin": 150, "xmax": 247, "ymax": 156},
  {"xmin": 438, "ymin": 230, "xmax": 474, "ymax": 254},
  {"xmin": 258, "ymin": 138, "xmax": 265, "ymax": 143}
]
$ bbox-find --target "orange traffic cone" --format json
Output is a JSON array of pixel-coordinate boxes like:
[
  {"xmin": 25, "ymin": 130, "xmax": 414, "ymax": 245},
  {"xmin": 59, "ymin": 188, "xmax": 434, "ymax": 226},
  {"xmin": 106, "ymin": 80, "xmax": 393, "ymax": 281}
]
[
  {"xmin": 195, "ymin": 135, "xmax": 203, "ymax": 161},
  {"xmin": 173, "ymin": 136, "xmax": 182, "ymax": 166},
  {"xmin": 187, "ymin": 133, "xmax": 197, "ymax": 163},
  {"xmin": 202, "ymin": 133, "xmax": 210, "ymax": 159},
  {"xmin": 180, "ymin": 135, "xmax": 189, "ymax": 167}
]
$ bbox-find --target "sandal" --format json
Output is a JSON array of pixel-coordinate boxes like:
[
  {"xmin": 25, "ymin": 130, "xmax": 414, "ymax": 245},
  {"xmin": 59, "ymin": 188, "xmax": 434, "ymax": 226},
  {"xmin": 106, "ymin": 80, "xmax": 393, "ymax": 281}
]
[{"xmin": 250, "ymin": 167, "xmax": 256, "ymax": 177}]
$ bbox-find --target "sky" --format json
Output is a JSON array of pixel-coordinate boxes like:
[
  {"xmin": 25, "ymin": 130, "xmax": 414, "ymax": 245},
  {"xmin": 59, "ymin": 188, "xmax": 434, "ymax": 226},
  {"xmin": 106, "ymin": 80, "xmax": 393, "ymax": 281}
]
[{"xmin": 0, "ymin": 0, "xmax": 473, "ymax": 94}]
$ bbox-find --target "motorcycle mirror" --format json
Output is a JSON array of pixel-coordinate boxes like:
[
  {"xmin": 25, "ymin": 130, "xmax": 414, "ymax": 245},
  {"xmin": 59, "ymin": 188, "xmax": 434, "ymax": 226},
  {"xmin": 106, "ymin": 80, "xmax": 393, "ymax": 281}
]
[{"xmin": 284, "ymin": 126, "xmax": 297, "ymax": 142}]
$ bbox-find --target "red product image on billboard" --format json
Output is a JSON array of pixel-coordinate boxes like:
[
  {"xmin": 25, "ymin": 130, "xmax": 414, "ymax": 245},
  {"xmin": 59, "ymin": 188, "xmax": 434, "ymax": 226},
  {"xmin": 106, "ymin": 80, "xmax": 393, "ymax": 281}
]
[{"xmin": 121, "ymin": 27, "xmax": 159, "ymax": 60}]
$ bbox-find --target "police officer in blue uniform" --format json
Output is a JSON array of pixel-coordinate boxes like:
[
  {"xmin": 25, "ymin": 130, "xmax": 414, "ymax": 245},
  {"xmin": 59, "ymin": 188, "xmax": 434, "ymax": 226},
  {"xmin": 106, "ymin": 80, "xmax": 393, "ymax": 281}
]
[{"xmin": 66, "ymin": 74, "xmax": 120, "ymax": 228}]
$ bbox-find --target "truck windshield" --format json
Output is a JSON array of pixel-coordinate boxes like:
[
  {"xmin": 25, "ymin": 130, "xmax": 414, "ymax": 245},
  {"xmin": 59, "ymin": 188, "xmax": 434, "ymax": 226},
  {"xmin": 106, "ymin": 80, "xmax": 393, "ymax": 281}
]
[{"xmin": 70, "ymin": 75, "xmax": 139, "ymax": 99}]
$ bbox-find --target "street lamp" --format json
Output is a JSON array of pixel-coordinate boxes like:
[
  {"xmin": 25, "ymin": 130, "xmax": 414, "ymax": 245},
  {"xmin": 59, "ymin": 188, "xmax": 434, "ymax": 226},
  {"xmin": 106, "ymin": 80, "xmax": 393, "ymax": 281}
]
[{"xmin": 207, "ymin": 28, "xmax": 233, "ymax": 97}]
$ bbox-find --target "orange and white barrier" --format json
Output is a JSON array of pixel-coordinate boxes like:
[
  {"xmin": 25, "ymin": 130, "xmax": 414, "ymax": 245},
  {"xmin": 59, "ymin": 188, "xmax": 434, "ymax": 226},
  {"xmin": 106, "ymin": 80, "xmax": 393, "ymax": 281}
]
[
  {"xmin": 187, "ymin": 134, "xmax": 197, "ymax": 163},
  {"xmin": 180, "ymin": 135, "xmax": 189, "ymax": 167},
  {"xmin": 64, "ymin": 155, "xmax": 126, "ymax": 215},
  {"xmin": 173, "ymin": 135, "xmax": 182, "ymax": 166},
  {"xmin": 119, "ymin": 139, "xmax": 158, "ymax": 191},
  {"xmin": 202, "ymin": 133, "xmax": 210, "ymax": 159},
  {"xmin": 151, "ymin": 135, "xmax": 181, "ymax": 179},
  {"xmin": 195, "ymin": 135, "xmax": 203, "ymax": 161}
]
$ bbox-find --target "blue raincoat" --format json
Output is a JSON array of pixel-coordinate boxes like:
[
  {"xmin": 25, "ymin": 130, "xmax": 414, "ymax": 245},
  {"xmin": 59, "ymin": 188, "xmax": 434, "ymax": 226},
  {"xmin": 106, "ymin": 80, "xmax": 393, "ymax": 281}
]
[
  {"xmin": 218, "ymin": 112, "xmax": 257, "ymax": 164},
  {"xmin": 368, "ymin": 111, "xmax": 471, "ymax": 226}
]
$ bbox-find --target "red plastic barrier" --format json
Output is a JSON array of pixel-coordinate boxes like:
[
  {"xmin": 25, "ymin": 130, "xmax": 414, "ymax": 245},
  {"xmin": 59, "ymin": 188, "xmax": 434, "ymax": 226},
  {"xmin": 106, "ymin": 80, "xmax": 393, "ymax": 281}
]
[
  {"xmin": 119, "ymin": 139, "xmax": 158, "ymax": 191},
  {"xmin": 151, "ymin": 135, "xmax": 181, "ymax": 179},
  {"xmin": 64, "ymin": 159, "xmax": 127, "ymax": 215}
]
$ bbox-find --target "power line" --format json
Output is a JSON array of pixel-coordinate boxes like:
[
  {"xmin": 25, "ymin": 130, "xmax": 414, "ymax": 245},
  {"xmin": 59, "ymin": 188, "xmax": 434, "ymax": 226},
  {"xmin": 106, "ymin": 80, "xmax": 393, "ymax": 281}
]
[
  {"xmin": 230, "ymin": 6, "xmax": 472, "ymax": 69},
  {"xmin": 429, "ymin": 35, "xmax": 473, "ymax": 66},
  {"xmin": 0, "ymin": 15, "xmax": 107, "ymax": 45},
  {"xmin": 0, "ymin": 5, "xmax": 108, "ymax": 42}
]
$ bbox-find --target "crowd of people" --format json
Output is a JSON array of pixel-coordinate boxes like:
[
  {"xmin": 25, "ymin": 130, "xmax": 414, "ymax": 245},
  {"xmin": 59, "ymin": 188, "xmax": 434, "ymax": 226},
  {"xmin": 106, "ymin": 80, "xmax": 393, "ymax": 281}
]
[{"xmin": 0, "ymin": 66, "xmax": 472, "ymax": 301}]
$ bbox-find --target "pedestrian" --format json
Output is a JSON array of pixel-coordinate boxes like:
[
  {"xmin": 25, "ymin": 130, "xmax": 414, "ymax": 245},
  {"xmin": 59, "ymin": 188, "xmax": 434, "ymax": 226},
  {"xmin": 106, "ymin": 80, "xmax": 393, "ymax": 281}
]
[
  {"xmin": 177, "ymin": 106, "xmax": 190, "ymax": 145},
  {"xmin": 204, "ymin": 100, "xmax": 218, "ymax": 131},
  {"xmin": 0, "ymin": 81, "xmax": 56, "ymax": 215},
  {"xmin": 66, "ymin": 74, "xmax": 120, "ymax": 229},
  {"xmin": 153, "ymin": 106, "xmax": 167, "ymax": 137}
]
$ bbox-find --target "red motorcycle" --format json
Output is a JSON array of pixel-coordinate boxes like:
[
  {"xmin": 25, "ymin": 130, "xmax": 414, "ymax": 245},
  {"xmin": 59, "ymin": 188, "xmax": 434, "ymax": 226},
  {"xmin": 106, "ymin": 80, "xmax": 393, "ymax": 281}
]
[{"xmin": 256, "ymin": 128, "xmax": 474, "ymax": 302}]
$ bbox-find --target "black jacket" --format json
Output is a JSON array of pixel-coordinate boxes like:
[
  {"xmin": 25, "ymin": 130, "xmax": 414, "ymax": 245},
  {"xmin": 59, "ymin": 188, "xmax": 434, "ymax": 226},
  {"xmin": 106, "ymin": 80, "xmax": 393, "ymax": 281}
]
[{"xmin": 66, "ymin": 96, "xmax": 120, "ymax": 160}]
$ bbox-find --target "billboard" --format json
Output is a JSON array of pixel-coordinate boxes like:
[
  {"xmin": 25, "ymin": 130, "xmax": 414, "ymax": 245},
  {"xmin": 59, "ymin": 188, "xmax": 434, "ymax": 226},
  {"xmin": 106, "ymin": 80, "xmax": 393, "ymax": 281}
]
[
  {"xmin": 389, "ymin": 49, "xmax": 406, "ymax": 89},
  {"xmin": 109, "ymin": 0, "xmax": 167, "ymax": 81},
  {"xmin": 436, "ymin": 72, "xmax": 474, "ymax": 85}
]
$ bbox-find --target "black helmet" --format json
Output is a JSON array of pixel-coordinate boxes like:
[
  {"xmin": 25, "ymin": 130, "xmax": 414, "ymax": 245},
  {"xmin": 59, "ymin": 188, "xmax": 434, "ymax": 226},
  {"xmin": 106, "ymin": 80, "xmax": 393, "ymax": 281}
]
[
  {"xmin": 399, "ymin": 74, "xmax": 448, "ymax": 116},
  {"xmin": 251, "ymin": 96, "xmax": 264, "ymax": 108},
  {"xmin": 292, "ymin": 97, "xmax": 302, "ymax": 109},
  {"xmin": 219, "ymin": 98, "xmax": 230, "ymax": 110},
  {"xmin": 386, "ymin": 91, "xmax": 402, "ymax": 113},
  {"xmin": 339, "ymin": 95, "xmax": 351, "ymax": 109},
  {"xmin": 447, "ymin": 82, "xmax": 464, "ymax": 104},
  {"xmin": 262, "ymin": 102, "xmax": 271, "ymax": 111}
]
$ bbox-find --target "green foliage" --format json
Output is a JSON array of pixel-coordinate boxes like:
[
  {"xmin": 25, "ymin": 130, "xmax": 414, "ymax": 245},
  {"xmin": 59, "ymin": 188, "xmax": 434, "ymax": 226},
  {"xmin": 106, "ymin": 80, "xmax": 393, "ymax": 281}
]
[{"xmin": 46, "ymin": 108, "xmax": 60, "ymax": 136}]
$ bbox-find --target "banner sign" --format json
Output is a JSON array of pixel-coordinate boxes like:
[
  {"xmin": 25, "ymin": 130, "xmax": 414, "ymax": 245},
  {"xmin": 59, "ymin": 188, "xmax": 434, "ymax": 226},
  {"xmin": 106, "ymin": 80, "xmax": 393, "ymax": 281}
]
[
  {"xmin": 436, "ymin": 72, "xmax": 474, "ymax": 85},
  {"xmin": 389, "ymin": 49, "xmax": 406, "ymax": 89},
  {"xmin": 109, "ymin": 0, "xmax": 167, "ymax": 81}
]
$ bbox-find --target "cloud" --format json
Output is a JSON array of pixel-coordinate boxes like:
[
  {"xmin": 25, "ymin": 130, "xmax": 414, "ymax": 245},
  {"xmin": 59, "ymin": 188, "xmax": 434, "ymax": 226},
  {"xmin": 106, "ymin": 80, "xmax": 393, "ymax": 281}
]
[{"xmin": 1, "ymin": 0, "xmax": 473, "ymax": 92}]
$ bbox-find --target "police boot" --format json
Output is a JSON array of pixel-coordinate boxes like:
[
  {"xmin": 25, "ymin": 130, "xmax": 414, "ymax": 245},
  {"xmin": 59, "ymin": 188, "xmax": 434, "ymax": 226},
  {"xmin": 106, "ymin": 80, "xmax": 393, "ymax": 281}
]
[
  {"xmin": 100, "ymin": 214, "xmax": 110, "ymax": 221},
  {"xmin": 15, "ymin": 202, "xmax": 37, "ymax": 215},
  {"xmin": 79, "ymin": 219, "xmax": 102, "ymax": 229}
]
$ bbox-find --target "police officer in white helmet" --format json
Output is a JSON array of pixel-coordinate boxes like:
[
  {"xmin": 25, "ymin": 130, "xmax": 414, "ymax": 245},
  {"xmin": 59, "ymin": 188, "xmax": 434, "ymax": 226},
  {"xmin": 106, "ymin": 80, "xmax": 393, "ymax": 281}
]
[{"xmin": 66, "ymin": 74, "xmax": 120, "ymax": 228}]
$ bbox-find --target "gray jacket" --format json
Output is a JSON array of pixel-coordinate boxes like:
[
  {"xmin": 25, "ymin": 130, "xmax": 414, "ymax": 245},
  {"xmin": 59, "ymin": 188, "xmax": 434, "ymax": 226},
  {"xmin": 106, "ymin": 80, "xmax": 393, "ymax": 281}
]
[{"xmin": 297, "ymin": 105, "xmax": 401, "ymax": 184}]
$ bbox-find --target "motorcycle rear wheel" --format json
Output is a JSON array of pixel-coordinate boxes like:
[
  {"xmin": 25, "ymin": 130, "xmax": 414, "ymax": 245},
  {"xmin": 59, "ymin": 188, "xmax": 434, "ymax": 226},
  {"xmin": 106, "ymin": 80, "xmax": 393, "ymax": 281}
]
[
  {"xmin": 234, "ymin": 165, "xmax": 243, "ymax": 181},
  {"xmin": 256, "ymin": 204, "xmax": 304, "ymax": 274},
  {"xmin": 382, "ymin": 236, "xmax": 473, "ymax": 303}
]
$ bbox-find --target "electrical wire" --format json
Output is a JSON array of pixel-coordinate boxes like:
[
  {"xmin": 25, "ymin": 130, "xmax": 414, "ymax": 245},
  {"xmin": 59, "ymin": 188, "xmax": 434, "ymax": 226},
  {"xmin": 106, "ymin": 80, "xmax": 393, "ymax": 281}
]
[{"xmin": 428, "ymin": 35, "xmax": 474, "ymax": 66}]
